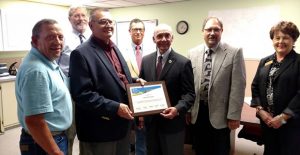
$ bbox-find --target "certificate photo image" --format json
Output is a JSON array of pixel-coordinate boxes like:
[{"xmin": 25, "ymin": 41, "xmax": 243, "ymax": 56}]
[{"xmin": 126, "ymin": 81, "xmax": 171, "ymax": 116}]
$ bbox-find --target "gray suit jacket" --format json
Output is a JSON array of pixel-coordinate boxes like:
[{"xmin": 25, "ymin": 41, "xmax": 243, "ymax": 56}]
[{"xmin": 188, "ymin": 42, "xmax": 246, "ymax": 129}]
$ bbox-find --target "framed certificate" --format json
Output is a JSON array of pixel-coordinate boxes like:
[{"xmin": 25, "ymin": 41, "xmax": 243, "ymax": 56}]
[{"xmin": 126, "ymin": 81, "xmax": 171, "ymax": 116}]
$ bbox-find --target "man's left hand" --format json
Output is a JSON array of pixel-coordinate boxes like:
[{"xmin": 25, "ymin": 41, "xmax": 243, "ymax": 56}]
[
  {"xmin": 227, "ymin": 119, "xmax": 240, "ymax": 130},
  {"xmin": 136, "ymin": 78, "xmax": 146, "ymax": 86},
  {"xmin": 160, "ymin": 107, "xmax": 178, "ymax": 119}
]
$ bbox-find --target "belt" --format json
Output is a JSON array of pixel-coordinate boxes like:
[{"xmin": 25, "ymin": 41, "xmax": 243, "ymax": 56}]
[{"xmin": 22, "ymin": 128, "xmax": 64, "ymax": 136}]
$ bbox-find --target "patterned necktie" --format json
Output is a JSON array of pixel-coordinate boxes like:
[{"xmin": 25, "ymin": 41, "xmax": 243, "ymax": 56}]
[
  {"xmin": 200, "ymin": 49, "xmax": 213, "ymax": 103},
  {"xmin": 156, "ymin": 55, "xmax": 163, "ymax": 79},
  {"xmin": 79, "ymin": 34, "xmax": 84, "ymax": 44},
  {"xmin": 135, "ymin": 45, "xmax": 142, "ymax": 70}
]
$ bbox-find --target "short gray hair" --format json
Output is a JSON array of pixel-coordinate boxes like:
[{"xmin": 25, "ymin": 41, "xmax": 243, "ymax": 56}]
[
  {"xmin": 68, "ymin": 5, "xmax": 88, "ymax": 18},
  {"xmin": 32, "ymin": 18, "xmax": 58, "ymax": 38}
]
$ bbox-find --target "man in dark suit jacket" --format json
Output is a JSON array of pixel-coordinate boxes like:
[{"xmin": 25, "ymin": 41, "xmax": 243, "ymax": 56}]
[
  {"xmin": 69, "ymin": 8, "xmax": 140, "ymax": 155},
  {"xmin": 139, "ymin": 23, "xmax": 195, "ymax": 155}
]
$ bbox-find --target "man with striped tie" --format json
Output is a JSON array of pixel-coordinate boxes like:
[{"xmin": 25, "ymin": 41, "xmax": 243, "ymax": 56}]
[
  {"xmin": 187, "ymin": 16, "xmax": 246, "ymax": 155},
  {"xmin": 57, "ymin": 5, "xmax": 91, "ymax": 76}
]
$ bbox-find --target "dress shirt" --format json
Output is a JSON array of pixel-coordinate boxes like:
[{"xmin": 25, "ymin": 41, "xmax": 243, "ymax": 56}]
[
  {"xmin": 95, "ymin": 37, "xmax": 129, "ymax": 87},
  {"xmin": 132, "ymin": 43, "xmax": 144, "ymax": 57},
  {"xmin": 203, "ymin": 43, "xmax": 219, "ymax": 65},
  {"xmin": 156, "ymin": 47, "xmax": 171, "ymax": 69},
  {"xmin": 57, "ymin": 29, "xmax": 91, "ymax": 76}
]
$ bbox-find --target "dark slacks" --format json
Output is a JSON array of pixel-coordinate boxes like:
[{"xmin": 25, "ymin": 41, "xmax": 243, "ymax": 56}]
[
  {"xmin": 192, "ymin": 103, "xmax": 230, "ymax": 155},
  {"xmin": 79, "ymin": 123, "xmax": 131, "ymax": 155},
  {"xmin": 146, "ymin": 119, "xmax": 185, "ymax": 155},
  {"xmin": 262, "ymin": 123, "xmax": 300, "ymax": 155}
]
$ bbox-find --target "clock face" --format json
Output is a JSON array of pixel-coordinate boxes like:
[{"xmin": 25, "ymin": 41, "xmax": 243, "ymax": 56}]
[{"xmin": 177, "ymin": 21, "xmax": 189, "ymax": 34}]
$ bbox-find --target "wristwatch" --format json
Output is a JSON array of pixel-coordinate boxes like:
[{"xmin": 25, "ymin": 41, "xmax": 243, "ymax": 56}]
[{"xmin": 256, "ymin": 106, "xmax": 263, "ymax": 114}]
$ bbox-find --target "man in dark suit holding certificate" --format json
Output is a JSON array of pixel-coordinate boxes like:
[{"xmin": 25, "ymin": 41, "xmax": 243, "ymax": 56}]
[
  {"xmin": 139, "ymin": 23, "xmax": 195, "ymax": 155},
  {"xmin": 69, "ymin": 8, "xmax": 144, "ymax": 155}
]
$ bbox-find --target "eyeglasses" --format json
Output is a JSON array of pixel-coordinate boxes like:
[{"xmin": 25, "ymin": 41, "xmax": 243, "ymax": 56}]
[
  {"xmin": 131, "ymin": 28, "xmax": 145, "ymax": 32},
  {"xmin": 204, "ymin": 28, "xmax": 222, "ymax": 33},
  {"xmin": 93, "ymin": 19, "xmax": 115, "ymax": 26}
]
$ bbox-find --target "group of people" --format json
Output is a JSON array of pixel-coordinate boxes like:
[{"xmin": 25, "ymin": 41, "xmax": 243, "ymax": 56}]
[{"xmin": 14, "ymin": 5, "xmax": 300, "ymax": 155}]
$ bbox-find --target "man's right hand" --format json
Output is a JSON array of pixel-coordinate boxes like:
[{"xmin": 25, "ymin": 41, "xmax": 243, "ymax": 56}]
[
  {"xmin": 258, "ymin": 110, "xmax": 273, "ymax": 127},
  {"xmin": 117, "ymin": 103, "xmax": 134, "ymax": 120}
]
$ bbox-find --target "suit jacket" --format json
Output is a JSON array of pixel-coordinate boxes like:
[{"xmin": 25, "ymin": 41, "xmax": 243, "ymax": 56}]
[
  {"xmin": 69, "ymin": 36, "xmax": 133, "ymax": 142},
  {"xmin": 140, "ymin": 49, "xmax": 195, "ymax": 133},
  {"xmin": 188, "ymin": 42, "xmax": 246, "ymax": 129},
  {"xmin": 251, "ymin": 50, "xmax": 300, "ymax": 127},
  {"xmin": 120, "ymin": 43, "xmax": 154, "ymax": 77}
]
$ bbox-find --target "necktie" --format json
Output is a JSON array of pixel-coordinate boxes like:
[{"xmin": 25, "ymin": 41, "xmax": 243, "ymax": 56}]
[
  {"xmin": 156, "ymin": 55, "xmax": 163, "ymax": 79},
  {"xmin": 79, "ymin": 34, "xmax": 84, "ymax": 44},
  {"xmin": 200, "ymin": 49, "xmax": 213, "ymax": 104},
  {"xmin": 135, "ymin": 45, "xmax": 142, "ymax": 70}
]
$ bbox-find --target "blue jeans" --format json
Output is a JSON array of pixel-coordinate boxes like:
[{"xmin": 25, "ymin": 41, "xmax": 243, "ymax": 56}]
[
  {"xmin": 19, "ymin": 129, "xmax": 68, "ymax": 155},
  {"xmin": 135, "ymin": 127, "xmax": 147, "ymax": 155}
]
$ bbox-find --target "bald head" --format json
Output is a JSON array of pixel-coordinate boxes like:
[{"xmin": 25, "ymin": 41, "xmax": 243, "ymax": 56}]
[
  {"xmin": 154, "ymin": 24, "xmax": 173, "ymax": 38},
  {"xmin": 153, "ymin": 24, "xmax": 173, "ymax": 54}
]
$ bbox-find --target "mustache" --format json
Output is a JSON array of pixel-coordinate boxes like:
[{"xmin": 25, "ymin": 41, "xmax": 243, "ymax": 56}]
[{"xmin": 77, "ymin": 21, "xmax": 87, "ymax": 25}]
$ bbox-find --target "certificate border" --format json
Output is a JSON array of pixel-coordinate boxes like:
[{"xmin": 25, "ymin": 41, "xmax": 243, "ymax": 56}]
[{"xmin": 126, "ymin": 81, "xmax": 171, "ymax": 116}]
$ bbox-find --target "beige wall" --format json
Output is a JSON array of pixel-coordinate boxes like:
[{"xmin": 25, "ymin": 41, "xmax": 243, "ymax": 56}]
[
  {"xmin": 245, "ymin": 60, "xmax": 259, "ymax": 97},
  {"xmin": 110, "ymin": 0, "xmax": 300, "ymax": 97},
  {"xmin": 110, "ymin": 0, "xmax": 300, "ymax": 56}
]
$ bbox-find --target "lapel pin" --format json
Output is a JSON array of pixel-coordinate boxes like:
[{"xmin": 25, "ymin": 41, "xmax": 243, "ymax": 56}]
[
  {"xmin": 264, "ymin": 60, "xmax": 273, "ymax": 66},
  {"xmin": 168, "ymin": 60, "xmax": 172, "ymax": 63}
]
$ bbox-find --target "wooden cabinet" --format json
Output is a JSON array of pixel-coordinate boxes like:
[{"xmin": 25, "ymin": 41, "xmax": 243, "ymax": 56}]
[{"xmin": 0, "ymin": 78, "xmax": 18, "ymax": 133}]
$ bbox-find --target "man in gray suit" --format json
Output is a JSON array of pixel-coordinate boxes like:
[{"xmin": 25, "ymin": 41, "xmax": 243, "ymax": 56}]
[{"xmin": 187, "ymin": 17, "xmax": 246, "ymax": 155}]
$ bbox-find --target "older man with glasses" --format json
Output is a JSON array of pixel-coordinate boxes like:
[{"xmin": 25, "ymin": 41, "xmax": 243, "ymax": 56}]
[
  {"xmin": 187, "ymin": 16, "xmax": 246, "ymax": 155},
  {"xmin": 69, "ymin": 8, "xmax": 144, "ymax": 155}
]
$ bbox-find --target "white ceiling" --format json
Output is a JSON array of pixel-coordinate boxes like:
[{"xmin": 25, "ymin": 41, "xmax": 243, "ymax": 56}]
[{"xmin": 24, "ymin": 0, "xmax": 190, "ymax": 9}]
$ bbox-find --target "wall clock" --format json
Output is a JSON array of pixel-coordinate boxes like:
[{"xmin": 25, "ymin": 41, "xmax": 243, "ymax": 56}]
[{"xmin": 176, "ymin": 20, "xmax": 189, "ymax": 34}]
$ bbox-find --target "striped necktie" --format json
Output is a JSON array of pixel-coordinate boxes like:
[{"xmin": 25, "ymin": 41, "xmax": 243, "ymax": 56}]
[
  {"xmin": 200, "ymin": 49, "xmax": 213, "ymax": 104},
  {"xmin": 79, "ymin": 34, "xmax": 84, "ymax": 44}
]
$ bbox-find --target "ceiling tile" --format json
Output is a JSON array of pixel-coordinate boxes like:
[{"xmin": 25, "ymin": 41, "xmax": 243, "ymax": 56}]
[
  {"xmin": 23, "ymin": 0, "xmax": 190, "ymax": 8},
  {"xmin": 103, "ymin": 0, "xmax": 138, "ymax": 7},
  {"xmin": 126, "ymin": 0, "xmax": 164, "ymax": 5}
]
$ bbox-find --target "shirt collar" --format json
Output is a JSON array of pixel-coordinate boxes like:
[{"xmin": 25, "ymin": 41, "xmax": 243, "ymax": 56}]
[
  {"xmin": 205, "ymin": 42, "xmax": 220, "ymax": 54},
  {"xmin": 31, "ymin": 47, "xmax": 59, "ymax": 70},
  {"xmin": 131, "ymin": 42, "xmax": 143, "ymax": 51},
  {"xmin": 156, "ymin": 47, "xmax": 171, "ymax": 61},
  {"xmin": 72, "ymin": 29, "xmax": 88, "ymax": 39},
  {"xmin": 92, "ymin": 36, "xmax": 114, "ymax": 51}
]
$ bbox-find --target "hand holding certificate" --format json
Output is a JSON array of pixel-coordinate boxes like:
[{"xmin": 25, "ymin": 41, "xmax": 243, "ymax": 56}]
[{"xmin": 126, "ymin": 81, "xmax": 171, "ymax": 116}]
